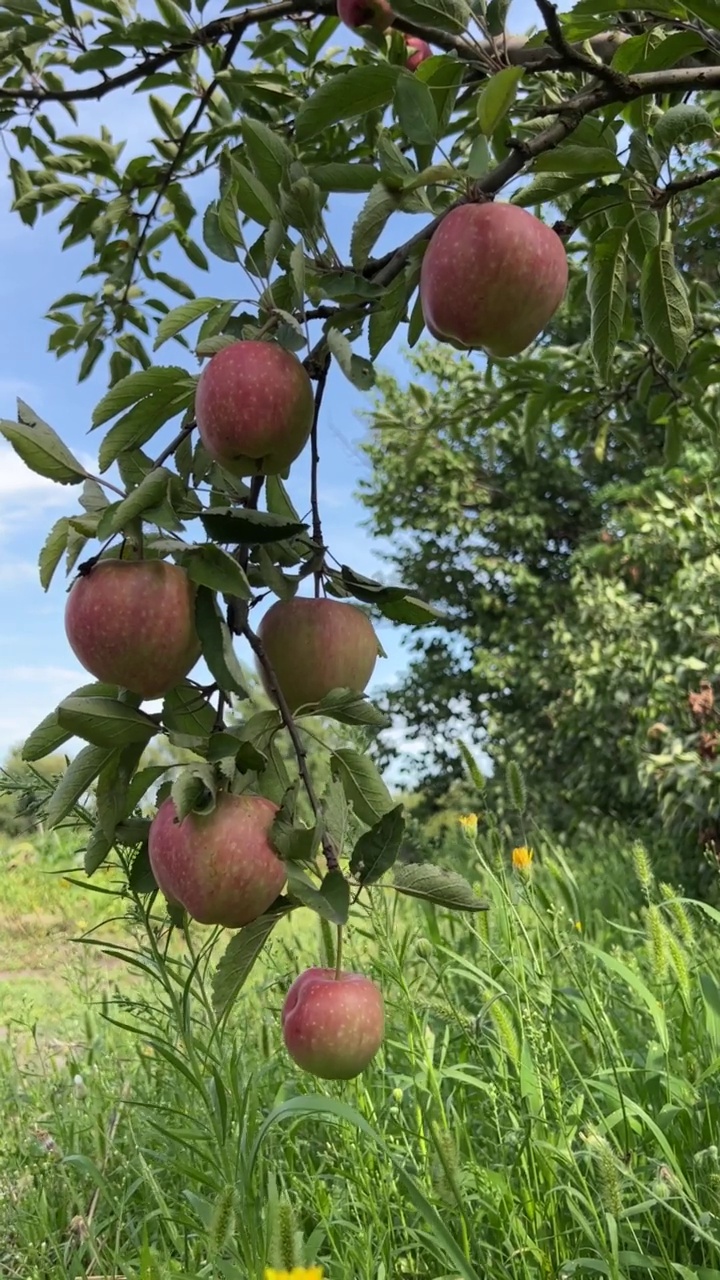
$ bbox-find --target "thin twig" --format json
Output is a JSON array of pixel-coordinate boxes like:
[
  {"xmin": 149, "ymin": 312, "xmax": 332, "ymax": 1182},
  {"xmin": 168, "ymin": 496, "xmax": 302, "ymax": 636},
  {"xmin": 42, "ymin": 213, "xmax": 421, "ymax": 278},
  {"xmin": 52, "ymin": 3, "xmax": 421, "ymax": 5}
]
[
  {"xmin": 151, "ymin": 422, "xmax": 195, "ymax": 470},
  {"xmin": 309, "ymin": 352, "xmax": 330, "ymax": 597},
  {"xmin": 655, "ymin": 165, "xmax": 720, "ymax": 204},
  {"xmin": 243, "ymin": 622, "xmax": 340, "ymax": 872},
  {"xmin": 0, "ymin": 0, "xmax": 330, "ymax": 103},
  {"xmin": 226, "ymin": 471, "xmax": 264, "ymax": 634},
  {"xmin": 115, "ymin": 29, "xmax": 243, "ymax": 327},
  {"xmin": 534, "ymin": 0, "xmax": 630, "ymax": 89}
]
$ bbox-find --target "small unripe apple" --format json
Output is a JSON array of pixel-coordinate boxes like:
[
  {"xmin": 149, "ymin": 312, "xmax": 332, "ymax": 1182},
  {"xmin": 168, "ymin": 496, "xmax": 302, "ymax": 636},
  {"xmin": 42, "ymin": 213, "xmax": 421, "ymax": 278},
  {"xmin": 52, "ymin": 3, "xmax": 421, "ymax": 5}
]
[
  {"xmin": 257, "ymin": 597, "xmax": 380, "ymax": 713},
  {"xmin": 337, "ymin": 0, "xmax": 393, "ymax": 29},
  {"xmin": 148, "ymin": 792, "xmax": 285, "ymax": 928},
  {"xmin": 195, "ymin": 340, "xmax": 314, "ymax": 477},
  {"xmin": 420, "ymin": 202, "xmax": 568, "ymax": 357},
  {"xmin": 65, "ymin": 559, "xmax": 201, "ymax": 700},
  {"xmin": 282, "ymin": 968, "xmax": 385, "ymax": 1079},
  {"xmin": 405, "ymin": 35, "xmax": 432, "ymax": 69}
]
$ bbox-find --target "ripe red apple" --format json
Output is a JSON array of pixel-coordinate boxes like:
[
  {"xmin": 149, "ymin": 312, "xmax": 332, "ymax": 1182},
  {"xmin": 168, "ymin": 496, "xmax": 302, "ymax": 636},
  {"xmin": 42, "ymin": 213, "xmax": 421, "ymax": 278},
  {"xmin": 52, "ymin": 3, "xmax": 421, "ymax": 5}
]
[
  {"xmin": 405, "ymin": 35, "xmax": 432, "ymax": 69},
  {"xmin": 195, "ymin": 340, "xmax": 314, "ymax": 477},
  {"xmin": 419, "ymin": 202, "xmax": 568, "ymax": 358},
  {"xmin": 148, "ymin": 792, "xmax": 285, "ymax": 928},
  {"xmin": 282, "ymin": 968, "xmax": 385, "ymax": 1079},
  {"xmin": 256, "ymin": 597, "xmax": 380, "ymax": 713},
  {"xmin": 337, "ymin": 0, "xmax": 393, "ymax": 29},
  {"xmin": 65, "ymin": 559, "xmax": 201, "ymax": 700}
]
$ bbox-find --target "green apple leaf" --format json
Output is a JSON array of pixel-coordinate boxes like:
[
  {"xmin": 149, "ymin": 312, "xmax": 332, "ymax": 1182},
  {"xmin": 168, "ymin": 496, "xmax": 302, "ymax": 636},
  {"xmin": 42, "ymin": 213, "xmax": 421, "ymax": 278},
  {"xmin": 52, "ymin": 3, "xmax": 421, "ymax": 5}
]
[
  {"xmin": 298, "ymin": 688, "xmax": 390, "ymax": 728},
  {"xmin": 207, "ymin": 731, "xmax": 268, "ymax": 773},
  {"xmin": 331, "ymin": 748, "xmax": 394, "ymax": 827},
  {"xmin": 321, "ymin": 777, "xmax": 353, "ymax": 861},
  {"xmin": 57, "ymin": 697, "xmax": 159, "ymax": 748},
  {"xmin": 84, "ymin": 823, "xmax": 113, "ymax": 875},
  {"xmin": 212, "ymin": 902, "xmax": 293, "ymax": 1019},
  {"xmin": 162, "ymin": 682, "xmax": 217, "ymax": 738},
  {"xmin": 98, "ymin": 388, "xmax": 194, "ymax": 472},
  {"xmin": 200, "ymin": 509, "xmax": 306, "ymax": 545},
  {"xmin": 392, "ymin": 863, "xmax": 488, "ymax": 911},
  {"xmin": 128, "ymin": 842, "xmax": 158, "ymax": 894},
  {"xmin": 271, "ymin": 805, "xmax": 323, "ymax": 862},
  {"xmin": 183, "ymin": 544, "xmax": 252, "ymax": 598},
  {"xmin": 194, "ymin": 586, "xmax": 248, "ymax": 698},
  {"xmin": 104, "ymin": 467, "xmax": 174, "ymax": 535},
  {"xmin": 0, "ymin": 401, "xmax": 87, "ymax": 485},
  {"xmin": 154, "ymin": 297, "xmax": 224, "ymax": 350},
  {"xmin": 39, "ymin": 517, "xmax": 70, "ymax": 590},
  {"xmin": 325, "ymin": 327, "xmax": 376, "ymax": 390},
  {"xmin": 653, "ymin": 103, "xmax": 716, "ymax": 157},
  {"xmin": 171, "ymin": 763, "xmax": 217, "ymax": 822},
  {"xmin": 350, "ymin": 183, "xmax": 399, "ymax": 270},
  {"xmin": 477, "ymin": 66, "xmax": 524, "ymax": 138},
  {"xmin": 92, "ymin": 366, "xmax": 191, "ymax": 428},
  {"xmin": 22, "ymin": 681, "xmax": 120, "ymax": 761},
  {"xmin": 640, "ymin": 243, "xmax": 693, "ymax": 369},
  {"xmin": 96, "ymin": 741, "xmax": 146, "ymax": 839},
  {"xmin": 587, "ymin": 225, "xmax": 628, "ymax": 382},
  {"xmin": 390, "ymin": 0, "xmax": 471, "ymax": 33},
  {"xmin": 47, "ymin": 743, "xmax": 116, "ymax": 828},
  {"xmin": 296, "ymin": 65, "xmax": 399, "ymax": 142},
  {"xmin": 285, "ymin": 864, "xmax": 350, "ymax": 924},
  {"xmin": 394, "ymin": 72, "xmax": 438, "ymax": 145},
  {"xmin": 350, "ymin": 804, "xmax": 405, "ymax": 885}
]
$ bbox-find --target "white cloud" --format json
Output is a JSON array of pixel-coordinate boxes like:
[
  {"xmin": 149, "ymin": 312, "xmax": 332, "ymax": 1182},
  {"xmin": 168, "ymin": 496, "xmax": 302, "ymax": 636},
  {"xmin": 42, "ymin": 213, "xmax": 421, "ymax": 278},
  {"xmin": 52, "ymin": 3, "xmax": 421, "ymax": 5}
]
[{"xmin": 0, "ymin": 665, "xmax": 83, "ymax": 684}]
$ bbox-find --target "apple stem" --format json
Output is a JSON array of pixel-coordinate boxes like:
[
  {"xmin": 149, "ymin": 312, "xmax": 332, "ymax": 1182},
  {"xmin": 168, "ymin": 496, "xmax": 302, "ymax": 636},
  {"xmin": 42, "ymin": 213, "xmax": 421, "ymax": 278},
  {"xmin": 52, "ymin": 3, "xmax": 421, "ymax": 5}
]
[
  {"xmin": 308, "ymin": 351, "xmax": 330, "ymax": 598},
  {"xmin": 243, "ymin": 622, "xmax": 341, "ymax": 874},
  {"xmin": 334, "ymin": 925, "xmax": 343, "ymax": 980}
]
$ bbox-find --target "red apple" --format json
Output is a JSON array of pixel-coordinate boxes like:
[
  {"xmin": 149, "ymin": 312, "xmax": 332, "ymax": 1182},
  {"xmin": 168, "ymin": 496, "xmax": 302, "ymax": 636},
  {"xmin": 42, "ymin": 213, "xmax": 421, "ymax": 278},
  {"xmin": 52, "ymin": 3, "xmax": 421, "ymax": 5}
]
[
  {"xmin": 256, "ymin": 597, "xmax": 379, "ymax": 713},
  {"xmin": 195, "ymin": 340, "xmax": 314, "ymax": 477},
  {"xmin": 419, "ymin": 202, "xmax": 568, "ymax": 358},
  {"xmin": 148, "ymin": 792, "xmax": 285, "ymax": 928},
  {"xmin": 65, "ymin": 559, "xmax": 201, "ymax": 700},
  {"xmin": 405, "ymin": 35, "xmax": 432, "ymax": 69},
  {"xmin": 282, "ymin": 968, "xmax": 385, "ymax": 1079},
  {"xmin": 337, "ymin": 0, "xmax": 393, "ymax": 29}
]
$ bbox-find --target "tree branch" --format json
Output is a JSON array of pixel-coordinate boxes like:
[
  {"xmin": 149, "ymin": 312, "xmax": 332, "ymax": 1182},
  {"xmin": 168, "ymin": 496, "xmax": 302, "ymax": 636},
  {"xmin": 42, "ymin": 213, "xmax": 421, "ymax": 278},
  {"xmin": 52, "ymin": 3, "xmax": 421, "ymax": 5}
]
[
  {"xmin": 656, "ymin": 164, "xmax": 720, "ymax": 204},
  {"xmin": 533, "ymin": 0, "xmax": 630, "ymax": 88},
  {"xmin": 0, "ymin": 0, "xmax": 330, "ymax": 103},
  {"xmin": 115, "ymin": 29, "xmax": 243, "ymax": 323},
  {"xmin": 309, "ymin": 352, "xmax": 330, "ymax": 597},
  {"xmin": 242, "ymin": 622, "xmax": 340, "ymax": 872}
]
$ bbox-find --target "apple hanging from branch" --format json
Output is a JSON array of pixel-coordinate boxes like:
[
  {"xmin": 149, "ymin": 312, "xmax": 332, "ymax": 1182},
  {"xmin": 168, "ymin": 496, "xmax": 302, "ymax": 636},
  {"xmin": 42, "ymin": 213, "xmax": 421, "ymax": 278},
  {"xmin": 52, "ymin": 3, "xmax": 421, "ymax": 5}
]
[
  {"xmin": 149, "ymin": 792, "xmax": 286, "ymax": 928},
  {"xmin": 195, "ymin": 340, "xmax": 315, "ymax": 477},
  {"xmin": 405, "ymin": 35, "xmax": 432, "ymax": 69},
  {"xmin": 282, "ymin": 968, "xmax": 385, "ymax": 1079},
  {"xmin": 256, "ymin": 597, "xmax": 381, "ymax": 713},
  {"xmin": 336, "ymin": 0, "xmax": 393, "ymax": 29},
  {"xmin": 65, "ymin": 559, "xmax": 201, "ymax": 699},
  {"xmin": 420, "ymin": 203, "xmax": 569, "ymax": 358}
]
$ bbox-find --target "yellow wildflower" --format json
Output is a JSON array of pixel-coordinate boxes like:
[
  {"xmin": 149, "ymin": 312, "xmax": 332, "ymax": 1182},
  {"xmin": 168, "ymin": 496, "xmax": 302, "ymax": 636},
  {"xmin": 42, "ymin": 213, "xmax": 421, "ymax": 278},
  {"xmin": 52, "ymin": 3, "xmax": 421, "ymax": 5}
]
[
  {"xmin": 574, "ymin": 920, "xmax": 583, "ymax": 932},
  {"xmin": 264, "ymin": 1270, "xmax": 323, "ymax": 1280},
  {"xmin": 511, "ymin": 845, "xmax": 533, "ymax": 873},
  {"xmin": 458, "ymin": 813, "xmax": 478, "ymax": 837}
]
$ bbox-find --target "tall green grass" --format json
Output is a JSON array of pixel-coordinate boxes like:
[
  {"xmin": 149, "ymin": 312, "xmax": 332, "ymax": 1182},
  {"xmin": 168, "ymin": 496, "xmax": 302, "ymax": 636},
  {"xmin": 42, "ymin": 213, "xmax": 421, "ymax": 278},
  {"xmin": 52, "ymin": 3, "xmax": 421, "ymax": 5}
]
[{"xmin": 2, "ymin": 823, "xmax": 720, "ymax": 1279}]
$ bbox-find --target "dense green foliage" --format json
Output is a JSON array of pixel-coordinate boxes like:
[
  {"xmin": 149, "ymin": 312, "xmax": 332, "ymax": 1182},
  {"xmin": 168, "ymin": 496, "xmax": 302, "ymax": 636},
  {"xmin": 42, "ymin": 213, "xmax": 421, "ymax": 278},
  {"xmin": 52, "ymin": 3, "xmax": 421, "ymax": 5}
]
[
  {"xmin": 4, "ymin": 820, "xmax": 720, "ymax": 1279},
  {"xmin": 361, "ymin": 212, "xmax": 720, "ymax": 873}
]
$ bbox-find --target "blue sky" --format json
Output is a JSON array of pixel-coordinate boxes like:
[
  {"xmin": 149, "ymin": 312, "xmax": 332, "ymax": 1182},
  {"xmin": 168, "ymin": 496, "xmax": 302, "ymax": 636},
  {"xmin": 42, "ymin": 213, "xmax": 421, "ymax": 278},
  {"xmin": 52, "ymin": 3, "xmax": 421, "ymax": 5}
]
[{"xmin": 0, "ymin": 0, "xmax": 541, "ymax": 762}]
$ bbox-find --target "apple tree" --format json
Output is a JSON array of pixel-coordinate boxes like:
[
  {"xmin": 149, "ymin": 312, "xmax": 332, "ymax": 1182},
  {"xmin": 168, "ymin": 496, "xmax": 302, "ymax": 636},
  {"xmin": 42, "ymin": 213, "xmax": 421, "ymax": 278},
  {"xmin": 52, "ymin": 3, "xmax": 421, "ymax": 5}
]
[{"xmin": 2, "ymin": 0, "xmax": 720, "ymax": 1065}]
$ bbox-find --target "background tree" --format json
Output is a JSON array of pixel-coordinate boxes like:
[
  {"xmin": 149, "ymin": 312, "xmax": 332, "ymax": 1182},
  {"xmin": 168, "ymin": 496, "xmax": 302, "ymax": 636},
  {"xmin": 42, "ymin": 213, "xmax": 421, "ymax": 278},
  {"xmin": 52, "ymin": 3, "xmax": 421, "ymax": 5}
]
[{"xmin": 2, "ymin": 0, "xmax": 720, "ymax": 992}]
